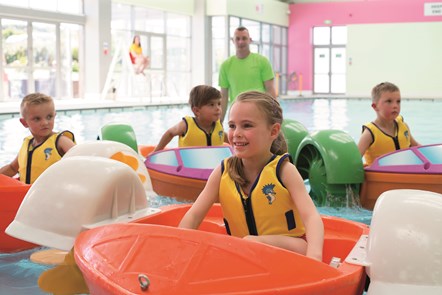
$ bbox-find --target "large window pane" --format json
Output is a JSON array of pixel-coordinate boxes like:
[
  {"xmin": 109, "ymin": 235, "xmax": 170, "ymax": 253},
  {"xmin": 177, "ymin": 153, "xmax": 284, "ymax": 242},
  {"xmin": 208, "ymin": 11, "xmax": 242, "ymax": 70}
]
[
  {"xmin": 111, "ymin": 3, "xmax": 131, "ymax": 31},
  {"xmin": 212, "ymin": 16, "xmax": 226, "ymax": 39},
  {"xmin": 212, "ymin": 39, "xmax": 226, "ymax": 73},
  {"xmin": 229, "ymin": 17, "xmax": 240, "ymax": 56},
  {"xmin": 242, "ymin": 19, "xmax": 260, "ymax": 43},
  {"xmin": 167, "ymin": 72, "xmax": 189, "ymax": 98},
  {"xmin": 313, "ymin": 27, "xmax": 330, "ymax": 45},
  {"xmin": 262, "ymin": 24, "xmax": 270, "ymax": 43},
  {"xmin": 273, "ymin": 46, "xmax": 281, "ymax": 72},
  {"xmin": 150, "ymin": 36, "xmax": 164, "ymax": 69},
  {"xmin": 212, "ymin": 16, "xmax": 226, "ymax": 74},
  {"xmin": 262, "ymin": 44, "xmax": 271, "ymax": 61},
  {"xmin": 60, "ymin": 23, "xmax": 81, "ymax": 99},
  {"xmin": 282, "ymin": 27, "xmax": 287, "ymax": 45},
  {"xmin": 33, "ymin": 22, "xmax": 56, "ymax": 96},
  {"xmin": 167, "ymin": 36, "xmax": 190, "ymax": 71},
  {"xmin": 167, "ymin": 13, "xmax": 190, "ymax": 37},
  {"xmin": 273, "ymin": 26, "xmax": 281, "ymax": 45},
  {"xmin": 134, "ymin": 8, "xmax": 165, "ymax": 34},
  {"xmin": 1, "ymin": 0, "xmax": 82, "ymax": 13},
  {"xmin": 332, "ymin": 26, "xmax": 347, "ymax": 45},
  {"xmin": 2, "ymin": 19, "xmax": 28, "ymax": 100}
]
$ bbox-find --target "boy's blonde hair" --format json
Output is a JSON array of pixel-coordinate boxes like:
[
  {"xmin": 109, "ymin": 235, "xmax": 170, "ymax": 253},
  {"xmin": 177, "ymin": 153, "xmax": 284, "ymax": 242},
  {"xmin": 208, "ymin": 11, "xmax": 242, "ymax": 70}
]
[
  {"xmin": 20, "ymin": 93, "xmax": 54, "ymax": 117},
  {"xmin": 371, "ymin": 82, "xmax": 400, "ymax": 102},
  {"xmin": 227, "ymin": 91, "xmax": 287, "ymax": 187},
  {"xmin": 188, "ymin": 85, "xmax": 221, "ymax": 108}
]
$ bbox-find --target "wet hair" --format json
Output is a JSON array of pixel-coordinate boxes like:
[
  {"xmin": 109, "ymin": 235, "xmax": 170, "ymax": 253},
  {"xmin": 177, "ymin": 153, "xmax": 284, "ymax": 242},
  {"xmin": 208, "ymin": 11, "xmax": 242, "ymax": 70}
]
[
  {"xmin": 188, "ymin": 85, "xmax": 221, "ymax": 108},
  {"xmin": 20, "ymin": 93, "xmax": 54, "ymax": 117},
  {"xmin": 227, "ymin": 91, "xmax": 288, "ymax": 186},
  {"xmin": 371, "ymin": 82, "xmax": 400, "ymax": 103}
]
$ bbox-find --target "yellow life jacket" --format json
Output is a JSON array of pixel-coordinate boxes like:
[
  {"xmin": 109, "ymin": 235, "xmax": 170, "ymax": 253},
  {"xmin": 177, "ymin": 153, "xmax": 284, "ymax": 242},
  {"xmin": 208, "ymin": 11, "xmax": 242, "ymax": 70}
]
[
  {"xmin": 219, "ymin": 154, "xmax": 306, "ymax": 238},
  {"xmin": 363, "ymin": 115, "xmax": 411, "ymax": 165},
  {"xmin": 18, "ymin": 131, "xmax": 75, "ymax": 184},
  {"xmin": 130, "ymin": 43, "xmax": 142, "ymax": 55},
  {"xmin": 178, "ymin": 116, "xmax": 224, "ymax": 147}
]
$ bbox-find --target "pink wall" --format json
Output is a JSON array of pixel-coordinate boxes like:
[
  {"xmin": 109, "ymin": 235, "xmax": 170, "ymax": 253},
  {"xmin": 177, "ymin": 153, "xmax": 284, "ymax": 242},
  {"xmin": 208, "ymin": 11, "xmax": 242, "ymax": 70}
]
[{"xmin": 288, "ymin": 0, "xmax": 442, "ymax": 92}]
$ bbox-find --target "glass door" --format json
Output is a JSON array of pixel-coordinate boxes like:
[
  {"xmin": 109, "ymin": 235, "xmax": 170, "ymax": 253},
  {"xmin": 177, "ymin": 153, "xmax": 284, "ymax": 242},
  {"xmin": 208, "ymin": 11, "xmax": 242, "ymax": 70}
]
[
  {"xmin": 314, "ymin": 47, "xmax": 330, "ymax": 93},
  {"xmin": 313, "ymin": 26, "xmax": 347, "ymax": 94},
  {"xmin": 331, "ymin": 47, "xmax": 346, "ymax": 93}
]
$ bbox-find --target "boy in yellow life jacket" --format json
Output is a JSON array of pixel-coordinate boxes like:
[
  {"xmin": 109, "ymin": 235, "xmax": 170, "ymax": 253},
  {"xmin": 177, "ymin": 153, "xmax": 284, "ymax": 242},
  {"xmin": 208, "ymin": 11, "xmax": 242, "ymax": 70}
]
[
  {"xmin": 0, "ymin": 93, "xmax": 75, "ymax": 184},
  {"xmin": 153, "ymin": 85, "xmax": 227, "ymax": 152},
  {"xmin": 358, "ymin": 82, "xmax": 419, "ymax": 166}
]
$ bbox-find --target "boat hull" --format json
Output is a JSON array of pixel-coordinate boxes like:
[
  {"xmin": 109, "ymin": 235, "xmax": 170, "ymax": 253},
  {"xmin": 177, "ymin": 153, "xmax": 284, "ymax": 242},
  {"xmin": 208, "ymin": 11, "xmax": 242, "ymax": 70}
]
[
  {"xmin": 0, "ymin": 175, "xmax": 37, "ymax": 252},
  {"xmin": 145, "ymin": 146, "xmax": 233, "ymax": 201},
  {"xmin": 147, "ymin": 169, "xmax": 205, "ymax": 201},
  {"xmin": 360, "ymin": 171, "xmax": 442, "ymax": 210},
  {"xmin": 75, "ymin": 204, "xmax": 368, "ymax": 295}
]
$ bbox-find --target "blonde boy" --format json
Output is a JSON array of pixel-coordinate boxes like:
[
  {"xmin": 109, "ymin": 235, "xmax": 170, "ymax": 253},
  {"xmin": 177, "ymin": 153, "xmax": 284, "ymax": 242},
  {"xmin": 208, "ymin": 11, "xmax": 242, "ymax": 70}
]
[
  {"xmin": 358, "ymin": 82, "xmax": 419, "ymax": 165},
  {"xmin": 0, "ymin": 93, "xmax": 75, "ymax": 183}
]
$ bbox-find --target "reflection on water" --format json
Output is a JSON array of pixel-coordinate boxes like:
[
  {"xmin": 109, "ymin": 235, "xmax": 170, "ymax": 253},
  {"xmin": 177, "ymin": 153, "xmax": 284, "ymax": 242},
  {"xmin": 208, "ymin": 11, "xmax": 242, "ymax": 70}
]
[{"xmin": 0, "ymin": 248, "xmax": 50, "ymax": 295}]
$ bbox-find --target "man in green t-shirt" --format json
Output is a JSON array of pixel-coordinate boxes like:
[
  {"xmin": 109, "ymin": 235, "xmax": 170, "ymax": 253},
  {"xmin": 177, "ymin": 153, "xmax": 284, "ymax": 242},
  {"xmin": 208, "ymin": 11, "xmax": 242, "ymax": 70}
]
[{"xmin": 218, "ymin": 26, "xmax": 276, "ymax": 122}]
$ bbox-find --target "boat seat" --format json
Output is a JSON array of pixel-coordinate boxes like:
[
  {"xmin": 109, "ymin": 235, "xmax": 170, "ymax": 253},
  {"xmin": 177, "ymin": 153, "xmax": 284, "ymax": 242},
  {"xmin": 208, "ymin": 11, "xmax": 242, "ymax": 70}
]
[{"xmin": 101, "ymin": 123, "xmax": 138, "ymax": 152}]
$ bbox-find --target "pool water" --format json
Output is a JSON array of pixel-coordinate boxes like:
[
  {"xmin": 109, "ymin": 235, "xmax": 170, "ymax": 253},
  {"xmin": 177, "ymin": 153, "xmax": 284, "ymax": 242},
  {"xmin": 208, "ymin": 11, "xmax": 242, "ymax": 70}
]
[{"xmin": 0, "ymin": 98, "xmax": 441, "ymax": 294}]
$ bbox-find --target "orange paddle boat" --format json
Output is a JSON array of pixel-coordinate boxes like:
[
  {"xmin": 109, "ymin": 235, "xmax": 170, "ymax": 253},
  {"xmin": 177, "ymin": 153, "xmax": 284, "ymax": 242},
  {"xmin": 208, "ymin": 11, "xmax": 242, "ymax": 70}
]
[
  {"xmin": 0, "ymin": 174, "xmax": 37, "ymax": 252},
  {"xmin": 74, "ymin": 204, "xmax": 369, "ymax": 295}
]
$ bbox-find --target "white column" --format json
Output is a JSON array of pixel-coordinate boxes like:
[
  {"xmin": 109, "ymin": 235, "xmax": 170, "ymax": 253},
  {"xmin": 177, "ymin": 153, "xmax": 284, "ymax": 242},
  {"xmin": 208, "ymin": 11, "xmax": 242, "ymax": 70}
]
[
  {"xmin": 191, "ymin": 0, "xmax": 210, "ymax": 86},
  {"xmin": 84, "ymin": 0, "xmax": 112, "ymax": 99}
]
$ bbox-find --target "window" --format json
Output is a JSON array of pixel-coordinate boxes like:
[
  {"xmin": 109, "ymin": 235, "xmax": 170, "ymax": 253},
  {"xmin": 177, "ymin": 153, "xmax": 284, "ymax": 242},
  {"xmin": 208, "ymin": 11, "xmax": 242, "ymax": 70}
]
[{"xmin": 211, "ymin": 16, "xmax": 288, "ymax": 95}]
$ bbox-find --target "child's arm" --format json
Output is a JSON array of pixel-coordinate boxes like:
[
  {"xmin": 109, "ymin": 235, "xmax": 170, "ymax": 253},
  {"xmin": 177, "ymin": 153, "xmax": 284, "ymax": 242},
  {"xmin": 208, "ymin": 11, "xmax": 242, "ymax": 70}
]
[
  {"xmin": 0, "ymin": 156, "xmax": 19, "ymax": 177},
  {"xmin": 153, "ymin": 120, "xmax": 186, "ymax": 152},
  {"xmin": 57, "ymin": 134, "xmax": 76, "ymax": 156},
  {"xmin": 281, "ymin": 161, "xmax": 324, "ymax": 262},
  {"xmin": 357, "ymin": 128, "xmax": 373, "ymax": 156},
  {"xmin": 406, "ymin": 123, "xmax": 420, "ymax": 146},
  {"xmin": 179, "ymin": 165, "xmax": 222, "ymax": 229}
]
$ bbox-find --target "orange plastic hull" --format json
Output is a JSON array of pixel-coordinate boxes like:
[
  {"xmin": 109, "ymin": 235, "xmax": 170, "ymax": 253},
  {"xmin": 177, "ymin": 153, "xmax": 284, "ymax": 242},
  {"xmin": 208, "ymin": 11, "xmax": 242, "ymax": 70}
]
[
  {"xmin": 0, "ymin": 175, "xmax": 37, "ymax": 252},
  {"xmin": 147, "ymin": 169, "xmax": 206, "ymax": 201},
  {"xmin": 75, "ymin": 204, "xmax": 369, "ymax": 295},
  {"xmin": 360, "ymin": 171, "xmax": 442, "ymax": 210}
]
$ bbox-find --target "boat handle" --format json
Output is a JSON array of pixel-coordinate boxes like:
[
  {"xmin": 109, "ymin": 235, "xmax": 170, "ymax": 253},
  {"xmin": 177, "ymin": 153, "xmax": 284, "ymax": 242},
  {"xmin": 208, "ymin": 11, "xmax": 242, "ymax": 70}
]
[{"xmin": 138, "ymin": 274, "xmax": 150, "ymax": 291}]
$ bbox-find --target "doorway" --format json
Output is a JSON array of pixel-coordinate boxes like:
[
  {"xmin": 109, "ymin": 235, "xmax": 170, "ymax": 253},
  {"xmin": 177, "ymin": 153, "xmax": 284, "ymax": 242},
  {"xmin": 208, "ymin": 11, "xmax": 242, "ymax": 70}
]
[{"xmin": 313, "ymin": 26, "xmax": 347, "ymax": 94}]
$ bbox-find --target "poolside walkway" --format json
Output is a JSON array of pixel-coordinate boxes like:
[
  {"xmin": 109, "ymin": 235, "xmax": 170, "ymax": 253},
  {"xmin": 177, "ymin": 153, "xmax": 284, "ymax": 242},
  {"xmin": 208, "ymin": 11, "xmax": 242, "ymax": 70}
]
[
  {"xmin": 0, "ymin": 93, "xmax": 377, "ymax": 117},
  {"xmin": 0, "ymin": 96, "xmax": 189, "ymax": 117}
]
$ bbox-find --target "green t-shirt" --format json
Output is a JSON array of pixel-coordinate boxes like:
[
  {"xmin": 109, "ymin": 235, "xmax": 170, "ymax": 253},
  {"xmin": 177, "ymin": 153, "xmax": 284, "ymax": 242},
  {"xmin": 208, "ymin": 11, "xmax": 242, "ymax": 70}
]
[{"xmin": 218, "ymin": 52, "xmax": 274, "ymax": 103}]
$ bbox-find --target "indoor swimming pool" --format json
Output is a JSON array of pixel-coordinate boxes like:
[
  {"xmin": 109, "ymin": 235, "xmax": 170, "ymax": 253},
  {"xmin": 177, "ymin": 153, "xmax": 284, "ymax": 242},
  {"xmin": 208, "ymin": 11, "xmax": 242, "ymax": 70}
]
[
  {"xmin": 0, "ymin": 97, "xmax": 441, "ymax": 294},
  {"xmin": 1, "ymin": 97, "xmax": 440, "ymax": 166}
]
